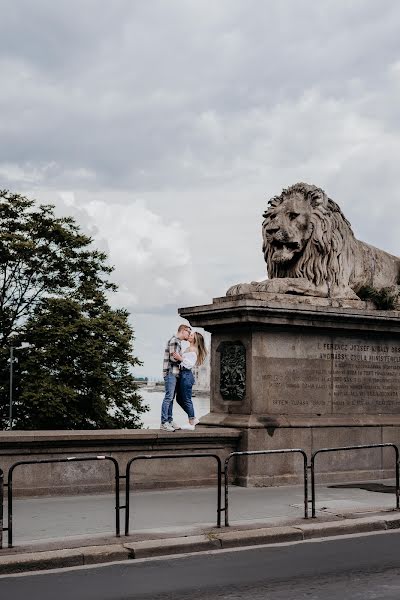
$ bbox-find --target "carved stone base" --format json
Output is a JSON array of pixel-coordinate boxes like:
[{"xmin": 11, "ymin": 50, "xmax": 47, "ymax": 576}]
[{"xmin": 180, "ymin": 293, "xmax": 400, "ymax": 485}]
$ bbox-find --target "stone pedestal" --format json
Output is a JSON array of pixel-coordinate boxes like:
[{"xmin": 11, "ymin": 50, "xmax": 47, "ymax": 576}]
[{"xmin": 180, "ymin": 293, "xmax": 400, "ymax": 486}]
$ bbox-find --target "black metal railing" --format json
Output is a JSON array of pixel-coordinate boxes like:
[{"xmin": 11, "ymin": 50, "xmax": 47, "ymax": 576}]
[
  {"xmin": 311, "ymin": 443, "xmax": 400, "ymax": 518},
  {"xmin": 223, "ymin": 449, "xmax": 309, "ymax": 526},
  {"xmin": 2, "ymin": 442, "xmax": 400, "ymax": 548},
  {"xmin": 0, "ymin": 468, "xmax": 3, "ymax": 549},
  {"xmin": 6, "ymin": 455, "xmax": 121, "ymax": 547},
  {"xmin": 124, "ymin": 453, "xmax": 222, "ymax": 535}
]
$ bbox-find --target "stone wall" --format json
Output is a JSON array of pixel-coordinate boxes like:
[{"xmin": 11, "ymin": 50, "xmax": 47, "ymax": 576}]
[{"xmin": 0, "ymin": 429, "xmax": 241, "ymax": 497}]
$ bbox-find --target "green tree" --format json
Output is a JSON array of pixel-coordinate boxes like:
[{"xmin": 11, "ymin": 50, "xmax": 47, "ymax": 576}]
[{"xmin": 0, "ymin": 189, "xmax": 147, "ymax": 429}]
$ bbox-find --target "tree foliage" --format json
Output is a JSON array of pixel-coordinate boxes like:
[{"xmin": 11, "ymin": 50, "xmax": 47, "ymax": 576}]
[{"xmin": 0, "ymin": 190, "xmax": 147, "ymax": 429}]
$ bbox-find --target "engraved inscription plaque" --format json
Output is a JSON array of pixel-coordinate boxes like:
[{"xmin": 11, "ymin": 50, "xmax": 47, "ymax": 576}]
[
  {"xmin": 254, "ymin": 333, "xmax": 400, "ymax": 415},
  {"xmin": 218, "ymin": 341, "xmax": 246, "ymax": 401}
]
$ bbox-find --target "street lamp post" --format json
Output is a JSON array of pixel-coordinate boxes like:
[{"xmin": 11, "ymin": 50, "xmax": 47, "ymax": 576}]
[
  {"xmin": 9, "ymin": 345, "xmax": 14, "ymax": 431},
  {"xmin": 8, "ymin": 342, "xmax": 32, "ymax": 431}
]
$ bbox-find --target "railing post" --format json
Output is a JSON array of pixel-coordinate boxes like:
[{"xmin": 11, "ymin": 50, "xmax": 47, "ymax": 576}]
[
  {"xmin": 395, "ymin": 445, "xmax": 400, "ymax": 510},
  {"xmin": 224, "ymin": 455, "xmax": 231, "ymax": 527},
  {"xmin": 311, "ymin": 453, "xmax": 316, "ymax": 518},
  {"xmin": 0, "ymin": 468, "xmax": 3, "ymax": 549},
  {"xmin": 98, "ymin": 456, "xmax": 121, "ymax": 537},
  {"xmin": 301, "ymin": 451, "xmax": 309, "ymax": 520},
  {"xmin": 124, "ymin": 457, "xmax": 132, "ymax": 536},
  {"xmin": 8, "ymin": 464, "xmax": 13, "ymax": 547},
  {"xmin": 217, "ymin": 456, "xmax": 222, "ymax": 528}
]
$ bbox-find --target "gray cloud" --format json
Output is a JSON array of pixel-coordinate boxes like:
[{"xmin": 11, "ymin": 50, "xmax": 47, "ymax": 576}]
[
  {"xmin": 2, "ymin": 0, "xmax": 400, "ymax": 191},
  {"xmin": 2, "ymin": 0, "xmax": 400, "ymax": 374}
]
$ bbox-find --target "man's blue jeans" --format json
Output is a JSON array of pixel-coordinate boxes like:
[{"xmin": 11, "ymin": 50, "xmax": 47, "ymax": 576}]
[{"xmin": 161, "ymin": 373, "xmax": 177, "ymax": 424}]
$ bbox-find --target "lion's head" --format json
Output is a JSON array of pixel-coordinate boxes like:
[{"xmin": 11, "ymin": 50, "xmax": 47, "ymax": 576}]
[{"xmin": 262, "ymin": 183, "xmax": 354, "ymax": 286}]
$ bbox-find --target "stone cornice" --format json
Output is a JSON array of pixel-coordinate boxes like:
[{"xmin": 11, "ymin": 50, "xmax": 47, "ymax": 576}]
[
  {"xmin": 0, "ymin": 428, "xmax": 241, "ymax": 451},
  {"xmin": 179, "ymin": 293, "xmax": 400, "ymax": 335}
]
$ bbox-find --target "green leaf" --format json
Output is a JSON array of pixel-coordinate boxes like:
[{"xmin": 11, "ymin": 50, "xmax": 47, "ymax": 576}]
[{"xmin": 0, "ymin": 190, "xmax": 147, "ymax": 430}]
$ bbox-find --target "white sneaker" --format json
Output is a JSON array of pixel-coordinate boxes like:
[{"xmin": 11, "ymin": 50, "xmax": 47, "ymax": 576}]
[
  {"xmin": 170, "ymin": 421, "xmax": 181, "ymax": 430},
  {"xmin": 160, "ymin": 422, "xmax": 175, "ymax": 432},
  {"xmin": 181, "ymin": 424, "xmax": 195, "ymax": 431},
  {"xmin": 191, "ymin": 418, "xmax": 199, "ymax": 426}
]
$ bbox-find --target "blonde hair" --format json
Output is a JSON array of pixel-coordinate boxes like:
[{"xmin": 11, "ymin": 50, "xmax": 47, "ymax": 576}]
[
  {"xmin": 177, "ymin": 324, "xmax": 191, "ymax": 333},
  {"xmin": 193, "ymin": 332, "xmax": 208, "ymax": 366}
]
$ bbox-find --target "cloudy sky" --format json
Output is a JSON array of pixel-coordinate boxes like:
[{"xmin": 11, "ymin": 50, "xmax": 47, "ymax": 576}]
[{"xmin": 2, "ymin": 0, "xmax": 400, "ymax": 377}]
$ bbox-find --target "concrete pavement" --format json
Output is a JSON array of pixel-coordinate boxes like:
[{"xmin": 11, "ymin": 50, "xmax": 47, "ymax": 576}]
[{"xmin": 1, "ymin": 479, "xmax": 400, "ymax": 574}]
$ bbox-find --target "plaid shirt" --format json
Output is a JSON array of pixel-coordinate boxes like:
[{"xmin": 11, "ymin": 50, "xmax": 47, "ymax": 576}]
[{"xmin": 162, "ymin": 335, "xmax": 182, "ymax": 377}]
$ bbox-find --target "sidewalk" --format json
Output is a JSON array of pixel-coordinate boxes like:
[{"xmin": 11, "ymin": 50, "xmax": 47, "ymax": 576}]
[{"xmin": 1, "ymin": 479, "xmax": 399, "ymax": 574}]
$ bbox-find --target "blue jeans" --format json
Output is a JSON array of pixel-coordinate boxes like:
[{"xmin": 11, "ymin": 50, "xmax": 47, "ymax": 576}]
[
  {"xmin": 176, "ymin": 369, "xmax": 195, "ymax": 419},
  {"xmin": 161, "ymin": 373, "xmax": 177, "ymax": 424}
]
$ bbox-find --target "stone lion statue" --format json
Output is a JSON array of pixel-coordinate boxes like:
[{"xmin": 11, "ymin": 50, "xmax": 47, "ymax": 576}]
[{"xmin": 227, "ymin": 182, "xmax": 400, "ymax": 300}]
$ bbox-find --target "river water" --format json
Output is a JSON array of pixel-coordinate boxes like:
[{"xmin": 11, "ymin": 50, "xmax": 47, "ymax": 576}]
[{"xmin": 139, "ymin": 388, "xmax": 210, "ymax": 429}]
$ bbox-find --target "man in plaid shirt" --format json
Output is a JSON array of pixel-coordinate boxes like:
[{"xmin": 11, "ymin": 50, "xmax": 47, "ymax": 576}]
[{"xmin": 160, "ymin": 324, "xmax": 191, "ymax": 431}]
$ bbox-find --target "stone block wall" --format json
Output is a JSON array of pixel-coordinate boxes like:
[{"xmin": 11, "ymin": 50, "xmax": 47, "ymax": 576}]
[{"xmin": 0, "ymin": 429, "xmax": 241, "ymax": 497}]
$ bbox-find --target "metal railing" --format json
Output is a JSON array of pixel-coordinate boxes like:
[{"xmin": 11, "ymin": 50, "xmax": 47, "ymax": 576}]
[
  {"xmin": 6, "ymin": 456, "xmax": 121, "ymax": 547},
  {"xmin": 311, "ymin": 443, "xmax": 400, "ymax": 518},
  {"xmin": 2, "ymin": 443, "xmax": 400, "ymax": 547},
  {"xmin": 0, "ymin": 468, "xmax": 3, "ymax": 550},
  {"xmin": 223, "ymin": 449, "xmax": 309, "ymax": 526},
  {"xmin": 124, "ymin": 453, "xmax": 222, "ymax": 535}
]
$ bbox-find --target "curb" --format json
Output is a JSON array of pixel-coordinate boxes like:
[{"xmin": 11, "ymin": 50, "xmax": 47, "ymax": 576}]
[
  {"xmin": 125, "ymin": 535, "xmax": 222, "ymax": 558},
  {"xmin": 0, "ymin": 544, "xmax": 132, "ymax": 575},
  {"xmin": 1, "ymin": 514, "xmax": 400, "ymax": 575},
  {"xmin": 217, "ymin": 525, "xmax": 303, "ymax": 548}
]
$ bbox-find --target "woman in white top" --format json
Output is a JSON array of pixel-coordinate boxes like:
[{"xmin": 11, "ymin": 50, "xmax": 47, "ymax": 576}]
[{"xmin": 173, "ymin": 331, "xmax": 208, "ymax": 430}]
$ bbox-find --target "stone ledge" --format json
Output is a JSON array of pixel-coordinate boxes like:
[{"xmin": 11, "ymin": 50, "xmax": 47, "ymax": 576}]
[
  {"xmin": 0, "ymin": 427, "xmax": 241, "ymax": 448},
  {"xmin": 182, "ymin": 292, "xmax": 400, "ymax": 313},
  {"xmin": 200, "ymin": 414, "xmax": 400, "ymax": 428},
  {"xmin": 180, "ymin": 294, "xmax": 400, "ymax": 333}
]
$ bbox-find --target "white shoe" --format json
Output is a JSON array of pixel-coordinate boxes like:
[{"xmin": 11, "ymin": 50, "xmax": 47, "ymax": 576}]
[
  {"xmin": 160, "ymin": 422, "xmax": 175, "ymax": 432},
  {"xmin": 191, "ymin": 418, "xmax": 199, "ymax": 426},
  {"xmin": 181, "ymin": 424, "xmax": 195, "ymax": 431},
  {"xmin": 170, "ymin": 421, "xmax": 181, "ymax": 430}
]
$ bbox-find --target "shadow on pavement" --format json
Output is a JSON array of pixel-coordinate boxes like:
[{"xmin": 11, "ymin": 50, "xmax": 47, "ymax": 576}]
[{"xmin": 329, "ymin": 482, "xmax": 395, "ymax": 494}]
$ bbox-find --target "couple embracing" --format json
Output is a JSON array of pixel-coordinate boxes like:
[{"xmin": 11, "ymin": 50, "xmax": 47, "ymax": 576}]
[{"xmin": 161, "ymin": 324, "xmax": 207, "ymax": 431}]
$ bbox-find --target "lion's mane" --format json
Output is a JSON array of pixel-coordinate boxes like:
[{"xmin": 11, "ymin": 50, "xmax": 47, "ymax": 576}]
[{"xmin": 262, "ymin": 183, "xmax": 357, "ymax": 288}]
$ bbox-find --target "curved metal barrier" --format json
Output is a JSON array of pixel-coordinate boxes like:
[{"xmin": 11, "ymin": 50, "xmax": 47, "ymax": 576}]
[
  {"xmin": 124, "ymin": 453, "xmax": 222, "ymax": 535},
  {"xmin": 311, "ymin": 443, "xmax": 400, "ymax": 518},
  {"xmin": 224, "ymin": 449, "xmax": 309, "ymax": 526},
  {"xmin": 6, "ymin": 456, "xmax": 121, "ymax": 547},
  {"xmin": 2, "ymin": 443, "xmax": 400, "ymax": 548}
]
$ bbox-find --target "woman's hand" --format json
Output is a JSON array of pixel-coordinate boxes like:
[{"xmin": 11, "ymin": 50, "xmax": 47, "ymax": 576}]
[{"xmin": 172, "ymin": 351, "xmax": 182, "ymax": 361}]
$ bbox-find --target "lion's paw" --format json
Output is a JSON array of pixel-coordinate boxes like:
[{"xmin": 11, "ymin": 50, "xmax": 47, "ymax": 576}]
[
  {"xmin": 226, "ymin": 283, "xmax": 256, "ymax": 296},
  {"xmin": 261, "ymin": 279, "xmax": 288, "ymax": 294}
]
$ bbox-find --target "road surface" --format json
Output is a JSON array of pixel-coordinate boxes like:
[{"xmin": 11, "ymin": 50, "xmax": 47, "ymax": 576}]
[{"xmin": 1, "ymin": 530, "xmax": 400, "ymax": 599}]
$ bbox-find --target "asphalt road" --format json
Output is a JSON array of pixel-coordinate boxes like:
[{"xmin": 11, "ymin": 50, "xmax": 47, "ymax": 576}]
[{"xmin": 2, "ymin": 530, "xmax": 400, "ymax": 600}]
